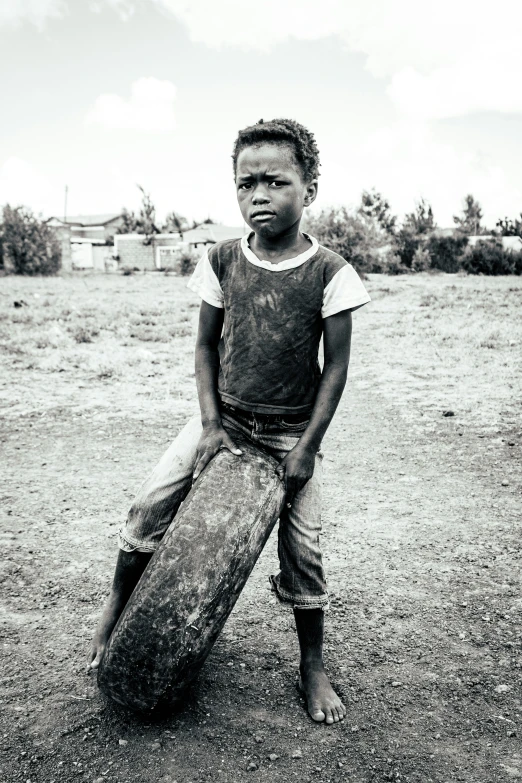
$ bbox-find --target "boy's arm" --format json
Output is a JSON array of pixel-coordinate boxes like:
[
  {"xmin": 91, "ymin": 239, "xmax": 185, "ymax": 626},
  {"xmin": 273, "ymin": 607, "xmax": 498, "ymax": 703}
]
[
  {"xmin": 275, "ymin": 309, "xmax": 352, "ymax": 502},
  {"xmin": 193, "ymin": 301, "xmax": 242, "ymax": 479}
]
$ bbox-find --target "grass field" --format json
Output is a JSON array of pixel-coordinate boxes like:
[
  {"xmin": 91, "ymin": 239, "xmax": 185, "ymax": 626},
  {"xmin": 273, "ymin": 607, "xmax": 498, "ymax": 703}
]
[
  {"xmin": 1, "ymin": 270, "xmax": 521, "ymax": 783},
  {"xmin": 1, "ymin": 271, "xmax": 520, "ymax": 430}
]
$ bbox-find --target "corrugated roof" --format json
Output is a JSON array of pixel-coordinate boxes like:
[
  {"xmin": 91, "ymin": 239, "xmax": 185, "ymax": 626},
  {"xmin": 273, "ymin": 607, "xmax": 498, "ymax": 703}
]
[
  {"xmin": 47, "ymin": 213, "xmax": 123, "ymax": 227},
  {"xmin": 183, "ymin": 223, "xmax": 245, "ymax": 244}
]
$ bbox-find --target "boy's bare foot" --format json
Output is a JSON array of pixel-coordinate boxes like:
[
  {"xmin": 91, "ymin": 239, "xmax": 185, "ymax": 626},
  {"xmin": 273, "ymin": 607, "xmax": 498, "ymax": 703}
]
[
  {"xmin": 88, "ymin": 597, "xmax": 122, "ymax": 671},
  {"xmin": 88, "ymin": 549, "xmax": 152, "ymax": 672},
  {"xmin": 293, "ymin": 608, "xmax": 345, "ymax": 724},
  {"xmin": 89, "ymin": 634, "xmax": 106, "ymax": 671},
  {"xmin": 298, "ymin": 664, "xmax": 346, "ymax": 724}
]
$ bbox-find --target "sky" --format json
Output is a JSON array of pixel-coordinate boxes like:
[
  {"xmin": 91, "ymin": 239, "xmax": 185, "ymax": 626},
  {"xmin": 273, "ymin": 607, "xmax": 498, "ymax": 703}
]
[{"xmin": 0, "ymin": 0, "xmax": 521, "ymax": 229}]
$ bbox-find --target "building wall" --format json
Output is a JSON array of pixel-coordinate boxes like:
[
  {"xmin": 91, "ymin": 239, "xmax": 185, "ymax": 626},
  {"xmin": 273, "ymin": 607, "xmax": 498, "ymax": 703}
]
[
  {"xmin": 115, "ymin": 237, "xmax": 156, "ymax": 270},
  {"xmin": 50, "ymin": 225, "xmax": 72, "ymax": 272},
  {"xmin": 71, "ymin": 243, "xmax": 93, "ymax": 269},
  {"xmin": 115, "ymin": 234, "xmax": 182, "ymax": 271},
  {"xmin": 92, "ymin": 245, "xmax": 112, "ymax": 271}
]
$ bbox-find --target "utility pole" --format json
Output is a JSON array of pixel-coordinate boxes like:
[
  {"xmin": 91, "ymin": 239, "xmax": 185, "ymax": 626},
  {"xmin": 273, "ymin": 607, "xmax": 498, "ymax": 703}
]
[{"xmin": 64, "ymin": 185, "xmax": 68, "ymax": 223}]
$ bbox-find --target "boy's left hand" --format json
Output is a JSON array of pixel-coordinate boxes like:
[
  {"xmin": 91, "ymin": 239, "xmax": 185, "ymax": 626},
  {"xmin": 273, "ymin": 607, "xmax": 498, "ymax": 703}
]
[{"xmin": 275, "ymin": 443, "xmax": 316, "ymax": 507}]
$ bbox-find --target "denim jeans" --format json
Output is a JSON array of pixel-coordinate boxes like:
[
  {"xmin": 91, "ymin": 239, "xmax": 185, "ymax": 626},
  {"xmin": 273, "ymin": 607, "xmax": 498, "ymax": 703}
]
[{"xmin": 118, "ymin": 404, "xmax": 328, "ymax": 610}]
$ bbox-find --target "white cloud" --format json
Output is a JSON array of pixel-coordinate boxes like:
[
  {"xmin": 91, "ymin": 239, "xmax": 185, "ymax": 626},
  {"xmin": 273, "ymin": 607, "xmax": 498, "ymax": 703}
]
[
  {"xmin": 0, "ymin": 0, "xmax": 135, "ymax": 27},
  {"xmin": 148, "ymin": 0, "xmax": 522, "ymax": 118},
  {"xmin": 88, "ymin": 0, "xmax": 137, "ymax": 21},
  {"xmin": 4, "ymin": 0, "xmax": 521, "ymax": 118},
  {"xmin": 0, "ymin": 0, "xmax": 66, "ymax": 28},
  {"xmin": 86, "ymin": 78, "xmax": 177, "ymax": 131},
  {"xmin": 388, "ymin": 52, "xmax": 522, "ymax": 119}
]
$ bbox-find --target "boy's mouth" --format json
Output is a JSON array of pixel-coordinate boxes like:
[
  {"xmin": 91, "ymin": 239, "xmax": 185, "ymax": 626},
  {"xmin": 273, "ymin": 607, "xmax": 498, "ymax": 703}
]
[{"xmin": 251, "ymin": 210, "xmax": 275, "ymax": 222}]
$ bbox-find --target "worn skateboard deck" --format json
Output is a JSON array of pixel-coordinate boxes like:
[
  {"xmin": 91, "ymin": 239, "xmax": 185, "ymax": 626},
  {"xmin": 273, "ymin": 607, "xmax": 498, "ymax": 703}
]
[{"xmin": 97, "ymin": 436, "xmax": 285, "ymax": 712}]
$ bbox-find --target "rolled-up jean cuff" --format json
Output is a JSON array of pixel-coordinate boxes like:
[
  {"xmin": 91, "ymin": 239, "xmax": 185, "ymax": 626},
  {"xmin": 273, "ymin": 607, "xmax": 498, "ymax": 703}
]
[
  {"xmin": 269, "ymin": 575, "xmax": 329, "ymax": 612},
  {"xmin": 118, "ymin": 528, "xmax": 159, "ymax": 554}
]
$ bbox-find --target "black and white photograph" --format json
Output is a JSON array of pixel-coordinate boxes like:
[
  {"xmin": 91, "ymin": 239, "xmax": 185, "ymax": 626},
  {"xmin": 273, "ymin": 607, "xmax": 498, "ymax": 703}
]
[{"xmin": 1, "ymin": 1, "xmax": 521, "ymax": 781}]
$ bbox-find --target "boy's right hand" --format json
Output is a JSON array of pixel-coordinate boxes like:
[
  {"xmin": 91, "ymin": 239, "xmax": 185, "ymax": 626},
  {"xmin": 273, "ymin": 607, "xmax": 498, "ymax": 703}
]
[{"xmin": 193, "ymin": 423, "xmax": 242, "ymax": 481}]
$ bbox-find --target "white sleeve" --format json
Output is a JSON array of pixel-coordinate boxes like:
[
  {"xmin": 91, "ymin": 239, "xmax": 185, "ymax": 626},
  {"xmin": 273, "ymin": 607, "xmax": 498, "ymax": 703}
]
[
  {"xmin": 321, "ymin": 264, "xmax": 371, "ymax": 318},
  {"xmin": 186, "ymin": 250, "xmax": 224, "ymax": 308}
]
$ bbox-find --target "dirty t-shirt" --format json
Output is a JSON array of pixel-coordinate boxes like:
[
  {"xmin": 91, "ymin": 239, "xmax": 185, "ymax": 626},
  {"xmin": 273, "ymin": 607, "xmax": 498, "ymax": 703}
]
[{"xmin": 187, "ymin": 233, "xmax": 370, "ymax": 415}]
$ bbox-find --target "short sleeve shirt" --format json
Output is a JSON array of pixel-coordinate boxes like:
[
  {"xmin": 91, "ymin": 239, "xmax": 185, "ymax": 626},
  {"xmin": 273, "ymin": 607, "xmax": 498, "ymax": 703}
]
[{"xmin": 187, "ymin": 233, "xmax": 370, "ymax": 414}]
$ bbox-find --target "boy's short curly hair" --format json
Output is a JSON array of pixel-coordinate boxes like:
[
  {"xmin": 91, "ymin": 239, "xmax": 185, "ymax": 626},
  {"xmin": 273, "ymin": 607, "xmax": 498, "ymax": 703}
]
[{"xmin": 232, "ymin": 118, "xmax": 320, "ymax": 182}]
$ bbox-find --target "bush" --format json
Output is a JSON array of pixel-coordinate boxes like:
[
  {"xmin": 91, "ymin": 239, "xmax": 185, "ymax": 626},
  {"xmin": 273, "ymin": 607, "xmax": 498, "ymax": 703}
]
[
  {"xmin": 411, "ymin": 246, "xmax": 431, "ymax": 272},
  {"xmin": 462, "ymin": 239, "xmax": 517, "ymax": 275},
  {"xmin": 367, "ymin": 248, "xmax": 409, "ymax": 274},
  {"xmin": 305, "ymin": 206, "xmax": 394, "ymax": 275},
  {"xmin": 1, "ymin": 204, "xmax": 61, "ymax": 275},
  {"xmin": 426, "ymin": 235, "xmax": 469, "ymax": 273},
  {"xmin": 396, "ymin": 228, "xmax": 421, "ymax": 268},
  {"xmin": 383, "ymin": 254, "xmax": 410, "ymax": 275},
  {"xmin": 178, "ymin": 249, "xmax": 199, "ymax": 276}
]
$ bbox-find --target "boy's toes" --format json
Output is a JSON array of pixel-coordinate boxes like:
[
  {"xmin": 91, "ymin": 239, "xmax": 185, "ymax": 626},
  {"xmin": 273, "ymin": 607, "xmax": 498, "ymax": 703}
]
[
  {"xmin": 325, "ymin": 708, "xmax": 335, "ymax": 725},
  {"xmin": 88, "ymin": 645, "xmax": 105, "ymax": 671},
  {"xmin": 309, "ymin": 706, "xmax": 326, "ymax": 722}
]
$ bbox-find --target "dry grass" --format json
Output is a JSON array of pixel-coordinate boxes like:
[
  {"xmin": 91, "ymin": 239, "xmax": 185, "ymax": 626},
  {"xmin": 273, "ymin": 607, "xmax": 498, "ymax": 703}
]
[
  {"xmin": 353, "ymin": 272, "xmax": 522, "ymax": 432},
  {"xmin": 0, "ymin": 271, "xmax": 520, "ymax": 432}
]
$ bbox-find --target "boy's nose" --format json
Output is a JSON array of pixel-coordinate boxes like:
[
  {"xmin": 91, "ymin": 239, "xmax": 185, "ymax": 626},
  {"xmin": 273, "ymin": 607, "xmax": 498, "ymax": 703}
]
[{"xmin": 251, "ymin": 187, "xmax": 270, "ymax": 204}]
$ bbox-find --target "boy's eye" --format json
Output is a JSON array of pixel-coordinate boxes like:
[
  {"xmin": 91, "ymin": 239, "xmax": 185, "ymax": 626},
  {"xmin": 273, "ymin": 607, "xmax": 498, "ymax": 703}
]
[
  {"xmin": 270, "ymin": 181, "xmax": 285, "ymax": 188},
  {"xmin": 238, "ymin": 182, "xmax": 253, "ymax": 190}
]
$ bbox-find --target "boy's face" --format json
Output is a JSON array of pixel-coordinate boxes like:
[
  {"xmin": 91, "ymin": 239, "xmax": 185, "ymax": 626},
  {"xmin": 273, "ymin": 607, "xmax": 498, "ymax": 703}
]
[{"xmin": 235, "ymin": 144, "xmax": 317, "ymax": 238}]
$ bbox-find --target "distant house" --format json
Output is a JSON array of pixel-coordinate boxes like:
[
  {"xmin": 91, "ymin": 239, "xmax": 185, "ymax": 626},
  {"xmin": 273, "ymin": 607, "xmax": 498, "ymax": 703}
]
[
  {"xmin": 182, "ymin": 223, "xmax": 245, "ymax": 249},
  {"xmin": 499, "ymin": 236, "xmax": 522, "ymax": 252},
  {"xmin": 467, "ymin": 235, "xmax": 522, "ymax": 251},
  {"xmin": 113, "ymin": 225, "xmax": 246, "ymax": 270},
  {"xmin": 114, "ymin": 233, "xmax": 183, "ymax": 271},
  {"xmin": 430, "ymin": 227, "xmax": 458, "ymax": 238},
  {"xmin": 429, "ymin": 228, "xmax": 522, "ymax": 252},
  {"xmin": 46, "ymin": 213, "xmax": 125, "ymax": 242},
  {"xmin": 46, "ymin": 213, "xmax": 126, "ymax": 271}
]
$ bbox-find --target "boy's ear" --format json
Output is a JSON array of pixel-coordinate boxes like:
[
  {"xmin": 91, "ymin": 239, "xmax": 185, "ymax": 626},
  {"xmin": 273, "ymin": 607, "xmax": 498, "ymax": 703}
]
[{"xmin": 304, "ymin": 179, "xmax": 318, "ymax": 207}]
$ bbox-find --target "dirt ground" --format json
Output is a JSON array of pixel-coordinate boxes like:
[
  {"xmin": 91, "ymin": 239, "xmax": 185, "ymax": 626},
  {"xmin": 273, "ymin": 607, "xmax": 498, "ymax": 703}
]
[{"xmin": 1, "ymin": 271, "xmax": 521, "ymax": 783}]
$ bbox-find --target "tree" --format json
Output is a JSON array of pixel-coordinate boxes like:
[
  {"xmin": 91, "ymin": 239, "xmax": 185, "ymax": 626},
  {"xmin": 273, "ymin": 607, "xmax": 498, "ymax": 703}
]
[
  {"xmin": 495, "ymin": 214, "xmax": 522, "ymax": 238},
  {"xmin": 358, "ymin": 189, "xmax": 397, "ymax": 236},
  {"xmin": 162, "ymin": 211, "xmax": 189, "ymax": 235},
  {"xmin": 304, "ymin": 205, "xmax": 403, "ymax": 274},
  {"xmin": 136, "ymin": 184, "xmax": 159, "ymax": 245},
  {"xmin": 116, "ymin": 185, "xmax": 160, "ymax": 245},
  {"xmin": 117, "ymin": 207, "xmax": 139, "ymax": 234},
  {"xmin": 396, "ymin": 199, "xmax": 436, "ymax": 267},
  {"xmin": 1, "ymin": 204, "xmax": 61, "ymax": 275},
  {"xmin": 403, "ymin": 198, "xmax": 436, "ymax": 235},
  {"xmin": 453, "ymin": 194, "xmax": 485, "ymax": 236}
]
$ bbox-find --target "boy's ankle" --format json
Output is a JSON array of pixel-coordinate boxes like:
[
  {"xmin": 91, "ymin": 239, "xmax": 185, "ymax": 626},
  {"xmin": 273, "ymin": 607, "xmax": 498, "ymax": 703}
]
[{"xmin": 300, "ymin": 656, "xmax": 325, "ymax": 674}]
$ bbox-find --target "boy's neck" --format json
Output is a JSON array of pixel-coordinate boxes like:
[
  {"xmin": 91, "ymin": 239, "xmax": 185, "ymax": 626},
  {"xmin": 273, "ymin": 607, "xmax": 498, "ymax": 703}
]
[{"xmin": 250, "ymin": 222, "xmax": 312, "ymax": 264}]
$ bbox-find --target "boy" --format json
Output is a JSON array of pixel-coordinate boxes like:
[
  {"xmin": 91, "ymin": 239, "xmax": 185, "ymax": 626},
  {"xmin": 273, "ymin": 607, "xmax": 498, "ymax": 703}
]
[{"xmin": 90, "ymin": 118, "xmax": 370, "ymax": 725}]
